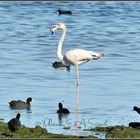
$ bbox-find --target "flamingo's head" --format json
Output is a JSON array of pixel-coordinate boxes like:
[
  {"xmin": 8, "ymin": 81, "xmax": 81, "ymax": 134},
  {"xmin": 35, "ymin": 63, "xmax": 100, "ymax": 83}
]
[{"xmin": 51, "ymin": 23, "xmax": 66, "ymax": 35}]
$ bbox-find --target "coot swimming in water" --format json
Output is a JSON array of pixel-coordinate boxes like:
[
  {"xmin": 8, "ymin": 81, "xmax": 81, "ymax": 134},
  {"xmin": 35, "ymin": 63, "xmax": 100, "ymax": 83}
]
[
  {"xmin": 57, "ymin": 9, "xmax": 72, "ymax": 15},
  {"xmin": 9, "ymin": 97, "xmax": 32, "ymax": 110},
  {"xmin": 57, "ymin": 102, "xmax": 70, "ymax": 114}
]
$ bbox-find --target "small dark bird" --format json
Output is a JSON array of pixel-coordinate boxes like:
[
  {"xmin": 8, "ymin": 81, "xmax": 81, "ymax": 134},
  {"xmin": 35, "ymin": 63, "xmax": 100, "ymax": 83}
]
[
  {"xmin": 52, "ymin": 61, "xmax": 70, "ymax": 71},
  {"xmin": 133, "ymin": 106, "xmax": 140, "ymax": 114},
  {"xmin": 8, "ymin": 113, "xmax": 21, "ymax": 132},
  {"xmin": 129, "ymin": 122, "xmax": 140, "ymax": 129},
  {"xmin": 9, "ymin": 97, "xmax": 32, "ymax": 110},
  {"xmin": 57, "ymin": 9, "xmax": 72, "ymax": 15},
  {"xmin": 57, "ymin": 102, "xmax": 70, "ymax": 114}
]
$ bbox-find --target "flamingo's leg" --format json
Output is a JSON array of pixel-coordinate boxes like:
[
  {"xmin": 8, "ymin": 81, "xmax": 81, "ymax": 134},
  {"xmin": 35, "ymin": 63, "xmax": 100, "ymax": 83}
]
[{"xmin": 76, "ymin": 65, "xmax": 80, "ymax": 87}]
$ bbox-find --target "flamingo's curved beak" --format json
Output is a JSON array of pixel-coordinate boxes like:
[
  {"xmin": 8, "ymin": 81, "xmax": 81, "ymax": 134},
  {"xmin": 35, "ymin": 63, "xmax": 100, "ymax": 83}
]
[{"xmin": 51, "ymin": 25, "xmax": 58, "ymax": 35}]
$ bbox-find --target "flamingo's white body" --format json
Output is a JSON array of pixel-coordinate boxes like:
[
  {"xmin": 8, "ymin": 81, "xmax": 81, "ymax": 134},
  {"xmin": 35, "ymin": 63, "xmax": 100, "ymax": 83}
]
[{"xmin": 51, "ymin": 23, "xmax": 104, "ymax": 86}]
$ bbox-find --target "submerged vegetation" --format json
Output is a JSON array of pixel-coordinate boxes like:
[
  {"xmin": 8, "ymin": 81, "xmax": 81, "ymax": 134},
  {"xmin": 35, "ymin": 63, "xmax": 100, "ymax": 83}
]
[
  {"xmin": 0, "ymin": 121, "xmax": 96, "ymax": 138},
  {"xmin": 87, "ymin": 125, "xmax": 140, "ymax": 138},
  {"xmin": 1, "ymin": 119, "xmax": 140, "ymax": 138}
]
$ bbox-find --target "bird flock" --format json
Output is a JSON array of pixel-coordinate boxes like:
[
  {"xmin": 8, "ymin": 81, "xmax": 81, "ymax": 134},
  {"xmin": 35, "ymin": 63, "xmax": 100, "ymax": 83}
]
[
  {"xmin": 7, "ymin": 97, "xmax": 140, "ymax": 132},
  {"xmin": 7, "ymin": 97, "xmax": 69, "ymax": 132},
  {"xmin": 3, "ymin": 9, "xmax": 139, "ymax": 135},
  {"xmin": 6, "ymin": 10, "xmax": 104, "ymax": 133}
]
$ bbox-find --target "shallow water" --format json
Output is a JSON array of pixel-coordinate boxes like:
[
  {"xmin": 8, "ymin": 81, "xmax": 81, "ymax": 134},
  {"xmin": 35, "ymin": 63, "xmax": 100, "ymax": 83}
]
[{"xmin": 0, "ymin": 1, "xmax": 140, "ymax": 138}]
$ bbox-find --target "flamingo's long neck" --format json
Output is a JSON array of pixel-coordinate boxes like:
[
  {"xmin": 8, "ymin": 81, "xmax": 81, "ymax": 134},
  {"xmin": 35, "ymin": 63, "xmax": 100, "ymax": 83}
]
[{"xmin": 57, "ymin": 26, "xmax": 66, "ymax": 62}]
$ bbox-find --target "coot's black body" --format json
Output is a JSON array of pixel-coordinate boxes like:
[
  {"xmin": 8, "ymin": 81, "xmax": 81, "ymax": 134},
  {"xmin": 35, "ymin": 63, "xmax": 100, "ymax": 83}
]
[
  {"xmin": 9, "ymin": 97, "xmax": 32, "ymax": 110},
  {"xmin": 57, "ymin": 9, "xmax": 72, "ymax": 15},
  {"xmin": 57, "ymin": 102, "xmax": 70, "ymax": 114},
  {"xmin": 8, "ymin": 113, "xmax": 21, "ymax": 132},
  {"xmin": 129, "ymin": 122, "xmax": 140, "ymax": 129}
]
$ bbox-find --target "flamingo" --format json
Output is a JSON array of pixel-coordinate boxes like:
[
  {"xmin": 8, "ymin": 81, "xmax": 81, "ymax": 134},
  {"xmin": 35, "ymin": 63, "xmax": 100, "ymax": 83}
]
[{"xmin": 51, "ymin": 23, "xmax": 105, "ymax": 86}]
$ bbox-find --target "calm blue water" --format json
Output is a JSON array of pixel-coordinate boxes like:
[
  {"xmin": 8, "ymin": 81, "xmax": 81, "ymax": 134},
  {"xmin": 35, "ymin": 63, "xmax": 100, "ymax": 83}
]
[{"xmin": 0, "ymin": 1, "xmax": 140, "ymax": 138}]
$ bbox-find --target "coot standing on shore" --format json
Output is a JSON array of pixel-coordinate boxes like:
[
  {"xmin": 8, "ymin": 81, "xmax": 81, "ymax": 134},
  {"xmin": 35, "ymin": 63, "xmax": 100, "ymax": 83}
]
[{"xmin": 8, "ymin": 113, "xmax": 21, "ymax": 132}]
